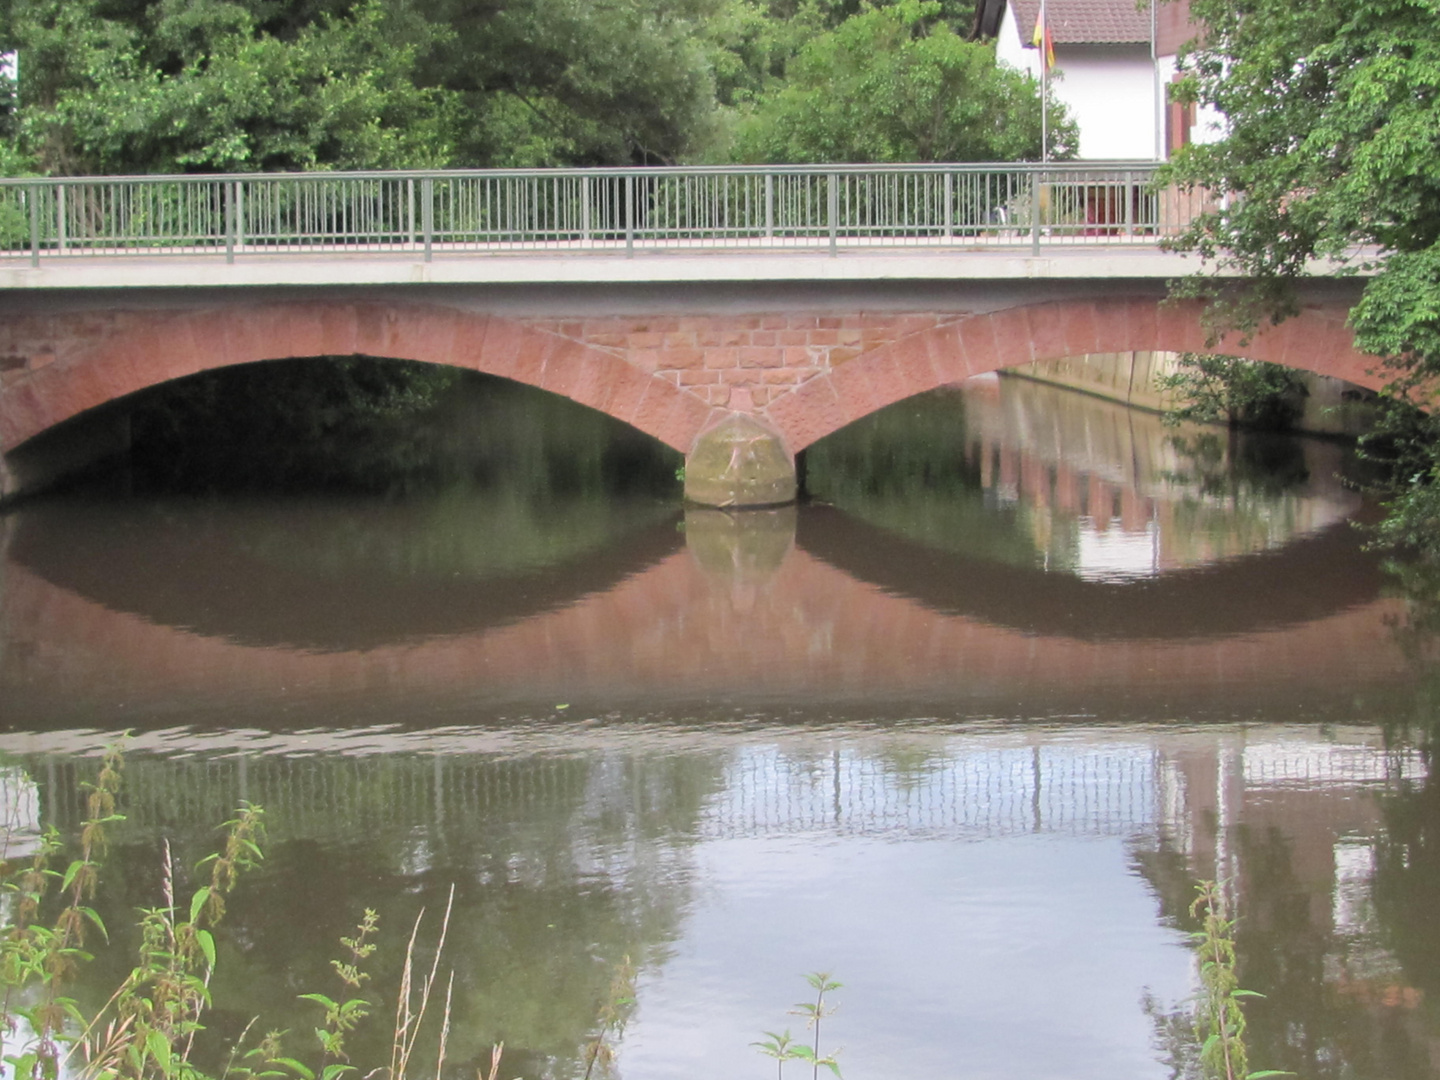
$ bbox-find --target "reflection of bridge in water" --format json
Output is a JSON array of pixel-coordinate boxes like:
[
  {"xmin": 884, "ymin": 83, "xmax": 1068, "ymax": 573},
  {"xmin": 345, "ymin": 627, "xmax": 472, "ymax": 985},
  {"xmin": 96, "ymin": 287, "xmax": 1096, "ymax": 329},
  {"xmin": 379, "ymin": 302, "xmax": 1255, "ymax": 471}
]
[
  {"xmin": 6, "ymin": 727, "xmax": 1423, "ymax": 852},
  {"xmin": 0, "ymin": 503, "xmax": 1411, "ymax": 724}
]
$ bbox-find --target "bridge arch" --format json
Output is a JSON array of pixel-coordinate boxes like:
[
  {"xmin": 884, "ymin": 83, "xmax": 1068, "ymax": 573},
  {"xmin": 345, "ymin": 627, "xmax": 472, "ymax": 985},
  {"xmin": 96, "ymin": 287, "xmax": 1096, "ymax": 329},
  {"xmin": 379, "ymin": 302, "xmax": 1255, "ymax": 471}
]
[
  {"xmin": 763, "ymin": 297, "xmax": 1379, "ymax": 453},
  {"xmin": 0, "ymin": 300, "xmax": 716, "ymax": 458}
]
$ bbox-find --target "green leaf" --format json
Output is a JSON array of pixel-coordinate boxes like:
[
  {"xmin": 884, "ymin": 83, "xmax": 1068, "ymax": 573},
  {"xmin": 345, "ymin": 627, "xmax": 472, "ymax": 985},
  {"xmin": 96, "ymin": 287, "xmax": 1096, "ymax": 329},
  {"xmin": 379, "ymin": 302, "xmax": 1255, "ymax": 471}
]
[
  {"xmin": 60, "ymin": 860, "xmax": 86, "ymax": 893},
  {"xmin": 298, "ymin": 993, "xmax": 338, "ymax": 1010},
  {"xmin": 146, "ymin": 1029, "xmax": 173, "ymax": 1072},
  {"xmin": 319, "ymin": 1064, "xmax": 354, "ymax": 1080},
  {"xmin": 273, "ymin": 1059, "xmax": 314, "ymax": 1080},
  {"xmin": 79, "ymin": 906, "xmax": 109, "ymax": 942},
  {"xmin": 197, "ymin": 928, "xmax": 217, "ymax": 970},
  {"xmin": 190, "ymin": 887, "xmax": 212, "ymax": 924}
]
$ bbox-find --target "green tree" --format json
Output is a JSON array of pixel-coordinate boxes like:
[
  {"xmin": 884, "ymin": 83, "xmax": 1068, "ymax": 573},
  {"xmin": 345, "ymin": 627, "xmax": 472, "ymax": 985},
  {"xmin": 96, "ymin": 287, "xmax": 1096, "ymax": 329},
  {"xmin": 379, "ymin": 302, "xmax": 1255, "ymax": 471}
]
[
  {"xmin": 702, "ymin": 0, "xmax": 978, "ymax": 109},
  {"xmin": 726, "ymin": 0, "xmax": 1073, "ymax": 162},
  {"xmin": 0, "ymin": 0, "xmax": 736, "ymax": 171},
  {"xmin": 1157, "ymin": 353, "xmax": 1310, "ymax": 430},
  {"xmin": 1165, "ymin": 0, "xmax": 1440, "ymax": 337},
  {"xmin": 410, "ymin": 0, "xmax": 728, "ymax": 166},
  {"xmin": 1, "ymin": 0, "xmax": 451, "ymax": 174},
  {"xmin": 1163, "ymin": 0, "xmax": 1440, "ymax": 555}
]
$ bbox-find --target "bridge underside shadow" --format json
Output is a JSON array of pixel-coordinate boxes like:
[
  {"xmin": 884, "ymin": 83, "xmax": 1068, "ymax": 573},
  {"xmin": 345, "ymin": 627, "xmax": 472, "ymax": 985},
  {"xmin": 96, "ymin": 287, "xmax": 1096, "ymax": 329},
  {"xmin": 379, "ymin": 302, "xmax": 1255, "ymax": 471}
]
[{"xmin": 0, "ymin": 283, "xmax": 1377, "ymax": 504}]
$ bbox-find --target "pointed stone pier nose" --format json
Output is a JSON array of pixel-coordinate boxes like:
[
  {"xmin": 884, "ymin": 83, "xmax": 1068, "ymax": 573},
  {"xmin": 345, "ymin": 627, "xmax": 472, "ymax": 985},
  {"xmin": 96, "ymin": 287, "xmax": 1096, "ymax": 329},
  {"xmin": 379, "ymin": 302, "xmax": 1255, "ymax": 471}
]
[{"xmin": 683, "ymin": 414, "xmax": 797, "ymax": 508}]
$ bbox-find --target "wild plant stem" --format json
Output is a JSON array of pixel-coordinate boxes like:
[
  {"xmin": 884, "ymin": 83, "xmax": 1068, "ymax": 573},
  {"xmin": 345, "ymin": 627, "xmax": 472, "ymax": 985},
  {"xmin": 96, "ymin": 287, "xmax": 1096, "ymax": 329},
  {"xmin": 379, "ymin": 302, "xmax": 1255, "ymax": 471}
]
[
  {"xmin": 389, "ymin": 884, "xmax": 455, "ymax": 1080},
  {"xmin": 434, "ymin": 971, "xmax": 454, "ymax": 1080},
  {"xmin": 811, "ymin": 990, "xmax": 823, "ymax": 1080}
]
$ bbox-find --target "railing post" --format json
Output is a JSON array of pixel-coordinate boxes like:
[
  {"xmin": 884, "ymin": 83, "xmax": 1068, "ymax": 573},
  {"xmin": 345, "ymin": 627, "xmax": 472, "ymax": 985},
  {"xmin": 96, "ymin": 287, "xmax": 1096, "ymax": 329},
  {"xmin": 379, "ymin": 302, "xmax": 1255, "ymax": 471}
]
[
  {"xmin": 235, "ymin": 179, "xmax": 245, "ymax": 250},
  {"xmin": 580, "ymin": 175, "xmax": 591, "ymax": 244},
  {"xmin": 57, "ymin": 184, "xmax": 67, "ymax": 254},
  {"xmin": 827, "ymin": 172, "xmax": 838, "ymax": 257},
  {"xmin": 225, "ymin": 181, "xmax": 236, "ymax": 263},
  {"xmin": 1030, "ymin": 169, "xmax": 1041, "ymax": 256},
  {"xmin": 625, "ymin": 173, "xmax": 634, "ymax": 257},
  {"xmin": 28, "ymin": 183, "xmax": 40, "ymax": 267},
  {"xmin": 943, "ymin": 172, "xmax": 954, "ymax": 238},
  {"xmin": 765, "ymin": 173, "xmax": 774, "ymax": 239},
  {"xmin": 406, "ymin": 177, "xmax": 415, "ymax": 246},
  {"xmin": 422, "ymin": 177, "xmax": 434, "ymax": 262}
]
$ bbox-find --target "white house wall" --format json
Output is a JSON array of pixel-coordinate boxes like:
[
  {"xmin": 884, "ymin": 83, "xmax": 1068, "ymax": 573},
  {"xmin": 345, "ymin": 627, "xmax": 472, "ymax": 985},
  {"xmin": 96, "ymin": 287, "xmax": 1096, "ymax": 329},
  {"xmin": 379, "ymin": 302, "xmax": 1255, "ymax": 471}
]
[
  {"xmin": 1054, "ymin": 48, "xmax": 1160, "ymax": 159},
  {"xmin": 996, "ymin": 5, "xmax": 1161, "ymax": 160}
]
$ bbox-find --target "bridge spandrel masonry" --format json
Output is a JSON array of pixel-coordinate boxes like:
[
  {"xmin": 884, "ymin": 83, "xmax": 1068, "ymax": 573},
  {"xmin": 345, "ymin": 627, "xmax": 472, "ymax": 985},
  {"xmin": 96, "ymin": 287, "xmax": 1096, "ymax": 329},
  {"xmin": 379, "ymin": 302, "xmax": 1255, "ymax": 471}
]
[{"xmin": 520, "ymin": 311, "xmax": 954, "ymax": 411}]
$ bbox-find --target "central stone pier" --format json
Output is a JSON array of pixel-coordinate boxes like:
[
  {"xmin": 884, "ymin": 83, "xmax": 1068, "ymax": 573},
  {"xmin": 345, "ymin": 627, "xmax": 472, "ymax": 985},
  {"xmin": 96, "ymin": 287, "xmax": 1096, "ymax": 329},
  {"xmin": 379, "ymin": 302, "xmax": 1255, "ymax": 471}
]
[{"xmin": 683, "ymin": 414, "xmax": 796, "ymax": 507}]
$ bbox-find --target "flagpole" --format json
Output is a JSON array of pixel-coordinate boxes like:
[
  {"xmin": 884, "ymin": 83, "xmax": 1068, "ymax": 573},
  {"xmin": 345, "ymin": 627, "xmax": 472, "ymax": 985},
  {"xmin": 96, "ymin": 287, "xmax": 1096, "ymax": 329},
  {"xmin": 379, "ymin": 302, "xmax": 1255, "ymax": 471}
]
[
  {"xmin": 1151, "ymin": 0, "xmax": 1161, "ymax": 159},
  {"xmin": 1040, "ymin": 0, "xmax": 1049, "ymax": 163}
]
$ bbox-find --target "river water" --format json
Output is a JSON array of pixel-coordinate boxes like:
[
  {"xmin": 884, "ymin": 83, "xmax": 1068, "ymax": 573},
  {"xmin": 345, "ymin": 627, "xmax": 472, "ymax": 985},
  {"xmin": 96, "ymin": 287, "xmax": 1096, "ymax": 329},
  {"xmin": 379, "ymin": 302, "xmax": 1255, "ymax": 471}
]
[{"xmin": 1, "ymin": 372, "xmax": 1437, "ymax": 1080}]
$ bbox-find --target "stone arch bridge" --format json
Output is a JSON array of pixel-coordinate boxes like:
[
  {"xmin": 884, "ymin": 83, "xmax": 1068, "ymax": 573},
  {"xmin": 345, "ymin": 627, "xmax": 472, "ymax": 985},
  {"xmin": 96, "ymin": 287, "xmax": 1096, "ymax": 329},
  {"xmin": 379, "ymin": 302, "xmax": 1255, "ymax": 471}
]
[
  {"xmin": 0, "ymin": 278, "xmax": 1375, "ymax": 505},
  {"xmin": 0, "ymin": 163, "xmax": 1378, "ymax": 504}
]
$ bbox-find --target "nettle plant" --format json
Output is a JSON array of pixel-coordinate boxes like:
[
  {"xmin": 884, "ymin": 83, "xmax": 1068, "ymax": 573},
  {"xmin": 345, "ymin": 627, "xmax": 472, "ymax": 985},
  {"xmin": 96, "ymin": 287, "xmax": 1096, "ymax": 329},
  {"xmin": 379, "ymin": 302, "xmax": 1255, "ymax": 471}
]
[
  {"xmin": 753, "ymin": 972, "xmax": 842, "ymax": 1080},
  {"xmin": 0, "ymin": 741, "xmax": 267, "ymax": 1080},
  {"xmin": 0, "ymin": 748, "xmax": 472, "ymax": 1080}
]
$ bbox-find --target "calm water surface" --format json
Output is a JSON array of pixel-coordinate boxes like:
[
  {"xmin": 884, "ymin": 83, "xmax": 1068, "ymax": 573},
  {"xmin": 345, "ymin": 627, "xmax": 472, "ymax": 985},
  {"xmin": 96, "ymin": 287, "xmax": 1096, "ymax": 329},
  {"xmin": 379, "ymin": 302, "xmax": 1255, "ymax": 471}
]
[{"xmin": 2, "ymin": 374, "xmax": 1437, "ymax": 1080}]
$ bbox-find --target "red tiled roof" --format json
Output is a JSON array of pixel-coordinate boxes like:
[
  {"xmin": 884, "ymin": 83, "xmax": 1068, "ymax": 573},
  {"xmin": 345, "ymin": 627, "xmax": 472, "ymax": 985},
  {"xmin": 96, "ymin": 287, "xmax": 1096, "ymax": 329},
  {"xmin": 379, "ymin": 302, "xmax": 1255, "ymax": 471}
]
[{"xmin": 1011, "ymin": 0, "xmax": 1154, "ymax": 45}]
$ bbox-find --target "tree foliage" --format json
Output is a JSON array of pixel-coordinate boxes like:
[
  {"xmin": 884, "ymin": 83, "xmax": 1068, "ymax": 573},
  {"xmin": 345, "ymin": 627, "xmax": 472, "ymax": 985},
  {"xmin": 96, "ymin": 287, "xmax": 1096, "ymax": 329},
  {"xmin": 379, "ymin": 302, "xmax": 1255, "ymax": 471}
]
[
  {"xmin": 1164, "ymin": 0, "xmax": 1440, "ymax": 382},
  {"xmin": 1163, "ymin": 0, "xmax": 1440, "ymax": 555},
  {"xmin": 3, "ymin": 0, "xmax": 451, "ymax": 173},
  {"xmin": 0, "ymin": 0, "xmax": 1057, "ymax": 173},
  {"xmin": 1157, "ymin": 354, "xmax": 1309, "ymax": 430},
  {"xmin": 727, "ymin": 0, "xmax": 1072, "ymax": 163},
  {"xmin": 413, "ymin": 0, "xmax": 726, "ymax": 166}
]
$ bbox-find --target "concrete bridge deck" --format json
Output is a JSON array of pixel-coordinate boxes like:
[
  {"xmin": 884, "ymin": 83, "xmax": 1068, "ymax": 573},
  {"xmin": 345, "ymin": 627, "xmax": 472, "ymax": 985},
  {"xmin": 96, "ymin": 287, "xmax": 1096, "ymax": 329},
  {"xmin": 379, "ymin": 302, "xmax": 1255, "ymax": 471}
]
[{"xmin": 0, "ymin": 245, "xmax": 1202, "ymax": 289}]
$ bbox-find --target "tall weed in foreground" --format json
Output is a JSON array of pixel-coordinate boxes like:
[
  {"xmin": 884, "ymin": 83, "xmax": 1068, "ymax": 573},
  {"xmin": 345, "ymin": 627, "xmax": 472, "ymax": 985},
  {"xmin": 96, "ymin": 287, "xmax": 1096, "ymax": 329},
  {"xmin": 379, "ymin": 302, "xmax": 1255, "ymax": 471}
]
[
  {"xmin": 0, "ymin": 744, "xmax": 266, "ymax": 1080},
  {"xmin": 1, "ymin": 745, "xmax": 126, "ymax": 1080},
  {"xmin": 1186, "ymin": 881, "xmax": 1290, "ymax": 1080},
  {"xmin": 0, "ymin": 751, "xmax": 493, "ymax": 1080},
  {"xmin": 580, "ymin": 955, "xmax": 634, "ymax": 1080},
  {"xmin": 753, "ymin": 972, "xmax": 841, "ymax": 1080}
]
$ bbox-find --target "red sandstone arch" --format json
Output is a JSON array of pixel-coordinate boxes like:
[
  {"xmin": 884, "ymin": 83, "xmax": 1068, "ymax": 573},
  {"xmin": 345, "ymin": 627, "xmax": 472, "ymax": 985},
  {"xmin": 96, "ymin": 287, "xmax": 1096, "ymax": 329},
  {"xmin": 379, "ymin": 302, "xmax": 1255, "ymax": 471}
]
[
  {"xmin": 0, "ymin": 300, "xmax": 721, "ymax": 457},
  {"xmin": 765, "ymin": 297, "xmax": 1379, "ymax": 451},
  {"xmin": 0, "ymin": 294, "xmax": 1379, "ymax": 460}
]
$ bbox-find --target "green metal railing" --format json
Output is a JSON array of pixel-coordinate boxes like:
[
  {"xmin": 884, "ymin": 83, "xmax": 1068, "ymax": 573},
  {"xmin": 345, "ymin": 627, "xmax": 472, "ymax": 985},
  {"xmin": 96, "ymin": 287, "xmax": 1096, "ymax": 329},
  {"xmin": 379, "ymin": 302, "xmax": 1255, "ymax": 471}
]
[{"xmin": 0, "ymin": 162, "xmax": 1200, "ymax": 265}]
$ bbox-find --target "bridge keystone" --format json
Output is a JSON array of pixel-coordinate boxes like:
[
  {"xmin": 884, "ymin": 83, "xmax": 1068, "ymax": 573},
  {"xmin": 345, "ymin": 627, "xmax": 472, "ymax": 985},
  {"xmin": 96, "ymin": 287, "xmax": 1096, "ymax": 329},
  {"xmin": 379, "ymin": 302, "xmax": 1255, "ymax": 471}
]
[{"xmin": 684, "ymin": 414, "xmax": 796, "ymax": 508}]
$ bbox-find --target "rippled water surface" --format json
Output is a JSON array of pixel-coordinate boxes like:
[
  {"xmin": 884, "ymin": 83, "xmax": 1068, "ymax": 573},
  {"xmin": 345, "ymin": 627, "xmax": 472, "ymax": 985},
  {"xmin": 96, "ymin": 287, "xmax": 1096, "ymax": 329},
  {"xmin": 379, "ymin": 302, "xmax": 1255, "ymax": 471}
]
[{"xmin": 2, "ymin": 373, "xmax": 1437, "ymax": 1080}]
